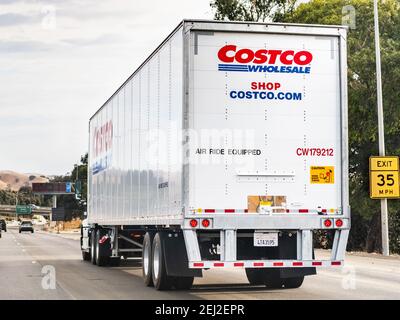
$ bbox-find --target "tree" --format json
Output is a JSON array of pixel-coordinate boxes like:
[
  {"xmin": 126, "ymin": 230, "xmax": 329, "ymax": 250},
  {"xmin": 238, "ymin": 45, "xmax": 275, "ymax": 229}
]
[
  {"xmin": 210, "ymin": 0, "xmax": 298, "ymax": 22},
  {"xmin": 50, "ymin": 153, "xmax": 88, "ymax": 219}
]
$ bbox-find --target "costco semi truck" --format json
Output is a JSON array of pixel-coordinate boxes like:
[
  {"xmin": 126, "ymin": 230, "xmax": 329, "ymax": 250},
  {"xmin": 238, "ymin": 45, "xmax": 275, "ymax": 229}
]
[{"xmin": 81, "ymin": 20, "xmax": 350, "ymax": 290}]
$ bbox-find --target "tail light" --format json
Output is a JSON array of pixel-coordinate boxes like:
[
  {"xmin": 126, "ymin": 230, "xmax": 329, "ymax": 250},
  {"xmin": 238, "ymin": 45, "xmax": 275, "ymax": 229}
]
[
  {"xmin": 335, "ymin": 219, "xmax": 343, "ymax": 227},
  {"xmin": 99, "ymin": 235, "xmax": 109, "ymax": 244},
  {"xmin": 323, "ymin": 219, "xmax": 332, "ymax": 228},
  {"xmin": 189, "ymin": 219, "xmax": 198, "ymax": 228},
  {"xmin": 201, "ymin": 219, "xmax": 210, "ymax": 228}
]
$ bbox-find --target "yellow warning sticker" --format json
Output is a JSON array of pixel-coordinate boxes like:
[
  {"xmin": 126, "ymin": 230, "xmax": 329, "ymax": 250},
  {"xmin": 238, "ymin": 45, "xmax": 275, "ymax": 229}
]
[{"xmin": 310, "ymin": 166, "xmax": 334, "ymax": 184}]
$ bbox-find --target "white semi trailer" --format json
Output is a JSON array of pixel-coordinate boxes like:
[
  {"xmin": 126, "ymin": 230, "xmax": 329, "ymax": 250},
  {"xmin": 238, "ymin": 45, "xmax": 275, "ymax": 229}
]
[{"xmin": 81, "ymin": 20, "xmax": 350, "ymax": 290}]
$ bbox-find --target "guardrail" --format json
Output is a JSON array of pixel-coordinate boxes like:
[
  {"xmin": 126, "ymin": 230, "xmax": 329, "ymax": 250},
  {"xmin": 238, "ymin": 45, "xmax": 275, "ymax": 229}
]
[{"xmin": 0, "ymin": 205, "xmax": 52, "ymax": 215}]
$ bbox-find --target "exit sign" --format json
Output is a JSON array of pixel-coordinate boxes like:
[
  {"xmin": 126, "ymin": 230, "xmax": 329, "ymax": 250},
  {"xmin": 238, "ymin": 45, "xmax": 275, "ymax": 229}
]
[
  {"xmin": 369, "ymin": 156, "xmax": 400, "ymax": 199},
  {"xmin": 16, "ymin": 205, "xmax": 32, "ymax": 214}
]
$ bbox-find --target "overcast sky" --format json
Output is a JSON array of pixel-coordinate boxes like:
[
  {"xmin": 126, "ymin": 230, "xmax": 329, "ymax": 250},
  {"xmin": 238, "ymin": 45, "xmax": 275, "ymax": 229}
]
[{"xmin": 0, "ymin": 0, "xmax": 212, "ymax": 175}]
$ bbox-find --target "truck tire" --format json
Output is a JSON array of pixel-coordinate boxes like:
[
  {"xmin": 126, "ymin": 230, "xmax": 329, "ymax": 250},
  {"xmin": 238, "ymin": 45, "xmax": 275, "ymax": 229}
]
[
  {"xmin": 245, "ymin": 268, "xmax": 266, "ymax": 285},
  {"xmin": 246, "ymin": 269, "xmax": 303, "ymax": 289},
  {"xmin": 283, "ymin": 276, "xmax": 304, "ymax": 289},
  {"xmin": 95, "ymin": 229, "xmax": 111, "ymax": 266},
  {"xmin": 90, "ymin": 229, "xmax": 97, "ymax": 265},
  {"xmin": 82, "ymin": 251, "xmax": 91, "ymax": 261},
  {"xmin": 142, "ymin": 232, "xmax": 154, "ymax": 287},
  {"xmin": 173, "ymin": 276, "xmax": 194, "ymax": 290},
  {"xmin": 151, "ymin": 232, "xmax": 173, "ymax": 290}
]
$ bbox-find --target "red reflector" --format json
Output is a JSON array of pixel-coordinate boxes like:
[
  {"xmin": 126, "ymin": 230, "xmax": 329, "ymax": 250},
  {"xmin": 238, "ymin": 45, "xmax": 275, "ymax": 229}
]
[
  {"xmin": 299, "ymin": 209, "xmax": 309, "ymax": 213},
  {"xmin": 293, "ymin": 262, "xmax": 303, "ymax": 266},
  {"xmin": 244, "ymin": 209, "xmax": 248, "ymax": 213},
  {"xmin": 193, "ymin": 262, "xmax": 204, "ymax": 267},
  {"xmin": 253, "ymin": 262, "xmax": 264, "ymax": 267},
  {"xmin": 201, "ymin": 219, "xmax": 210, "ymax": 228},
  {"xmin": 324, "ymin": 219, "xmax": 332, "ymax": 227},
  {"xmin": 224, "ymin": 209, "xmax": 235, "ymax": 213},
  {"xmin": 321, "ymin": 209, "xmax": 327, "ymax": 213},
  {"xmin": 190, "ymin": 219, "xmax": 198, "ymax": 228},
  {"xmin": 335, "ymin": 219, "xmax": 343, "ymax": 227},
  {"xmin": 286, "ymin": 209, "xmax": 290, "ymax": 213},
  {"xmin": 273, "ymin": 262, "xmax": 284, "ymax": 267},
  {"xmin": 204, "ymin": 209, "xmax": 215, "ymax": 213},
  {"xmin": 331, "ymin": 261, "xmax": 341, "ymax": 266},
  {"xmin": 312, "ymin": 261, "xmax": 322, "ymax": 266},
  {"xmin": 214, "ymin": 262, "xmax": 224, "ymax": 267},
  {"xmin": 234, "ymin": 262, "xmax": 244, "ymax": 267},
  {"xmin": 99, "ymin": 235, "xmax": 108, "ymax": 244}
]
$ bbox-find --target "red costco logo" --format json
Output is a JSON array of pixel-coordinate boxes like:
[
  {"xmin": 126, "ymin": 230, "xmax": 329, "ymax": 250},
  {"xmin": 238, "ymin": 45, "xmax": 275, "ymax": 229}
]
[
  {"xmin": 93, "ymin": 120, "xmax": 113, "ymax": 158},
  {"xmin": 218, "ymin": 45, "xmax": 313, "ymax": 65}
]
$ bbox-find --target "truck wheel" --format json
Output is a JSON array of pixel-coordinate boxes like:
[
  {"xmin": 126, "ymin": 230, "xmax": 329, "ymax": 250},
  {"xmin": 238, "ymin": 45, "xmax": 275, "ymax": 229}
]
[
  {"xmin": 173, "ymin": 276, "xmax": 194, "ymax": 290},
  {"xmin": 245, "ymin": 268, "xmax": 266, "ymax": 285},
  {"xmin": 91, "ymin": 230, "xmax": 97, "ymax": 265},
  {"xmin": 283, "ymin": 276, "xmax": 304, "ymax": 289},
  {"xmin": 151, "ymin": 232, "xmax": 173, "ymax": 290},
  {"xmin": 82, "ymin": 251, "xmax": 91, "ymax": 261},
  {"xmin": 109, "ymin": 257, "xmax": 121, "ymax": 266},
  {"xmin": 95, "ymin": 229, "xmax": 111, "ymax": 266},
  {"xmin": 142, "ymin": 232, "xmax": 154, "ymax": 287}
]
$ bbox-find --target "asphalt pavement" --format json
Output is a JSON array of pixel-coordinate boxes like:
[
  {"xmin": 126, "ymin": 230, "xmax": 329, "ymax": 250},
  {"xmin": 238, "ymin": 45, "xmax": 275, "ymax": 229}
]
[{"xmin": 0, "ymin": 227, "xmax": 399, "ymax": 300}]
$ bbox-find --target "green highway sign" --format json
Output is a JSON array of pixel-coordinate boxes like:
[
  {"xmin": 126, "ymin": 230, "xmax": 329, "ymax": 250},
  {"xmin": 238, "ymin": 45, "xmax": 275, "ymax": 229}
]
[{"xmin": 16, "ymin": 205, "xmax": 32, "ymax": 214}]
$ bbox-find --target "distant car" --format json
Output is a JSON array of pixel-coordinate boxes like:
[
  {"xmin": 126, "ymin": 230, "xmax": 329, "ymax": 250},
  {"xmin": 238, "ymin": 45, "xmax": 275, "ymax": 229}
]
[
  {"xmin": 19, "ymin": 221, "xmax": 34, "ymax": 233},
  {"xmin": 0, "ymin": 219, "xmax": 6, "ymax": 232}
]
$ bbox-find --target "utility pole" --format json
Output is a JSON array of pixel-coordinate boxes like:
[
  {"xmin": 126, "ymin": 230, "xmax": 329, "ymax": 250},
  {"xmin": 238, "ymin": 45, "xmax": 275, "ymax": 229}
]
[
  {"xmin": 373, "ymin": 0, "xmax": 389, "ymax": 256},
  {"xmin": 75, "ymin": 163, "xmax": 79, "ymax": 181}
]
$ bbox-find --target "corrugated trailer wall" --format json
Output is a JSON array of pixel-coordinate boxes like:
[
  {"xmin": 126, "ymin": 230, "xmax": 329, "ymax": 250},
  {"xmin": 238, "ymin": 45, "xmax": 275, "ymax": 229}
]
[{"xmin": 88, "ymin": 26, "xmax": 184, "ymax": 225}]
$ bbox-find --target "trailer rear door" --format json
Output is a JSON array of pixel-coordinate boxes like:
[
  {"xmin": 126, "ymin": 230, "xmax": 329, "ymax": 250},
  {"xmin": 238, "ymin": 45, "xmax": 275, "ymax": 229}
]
[{"xmin": 187, "ymin": 27, "xmax": 344, "ymax": 214}]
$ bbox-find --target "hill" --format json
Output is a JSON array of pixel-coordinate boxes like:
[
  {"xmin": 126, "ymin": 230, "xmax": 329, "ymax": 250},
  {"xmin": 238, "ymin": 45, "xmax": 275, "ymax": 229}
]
[{"xmin": 0, "ymin": 170, "xmax": 49, "ymax": 192}]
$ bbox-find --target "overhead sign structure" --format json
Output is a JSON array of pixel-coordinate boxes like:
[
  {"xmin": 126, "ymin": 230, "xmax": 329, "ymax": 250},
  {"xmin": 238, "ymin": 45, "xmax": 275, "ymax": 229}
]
[
  {"xmin": 32, "ymin": 182, "xmax": 74, "ymax": 195},
  {"xmin": 369, "ymin": 156, "xmax": 400, "ymax": 199},
  {"xmin": 16, "ymin": 205, "xmax": 32, "ymax": 215},
  {"xmin": 51, "ymin": 208, "xmax": 66, "ymax": 221}
]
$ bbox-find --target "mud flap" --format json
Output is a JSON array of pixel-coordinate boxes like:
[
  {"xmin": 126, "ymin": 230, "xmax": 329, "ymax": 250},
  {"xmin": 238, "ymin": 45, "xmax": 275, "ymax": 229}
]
[
  {"xmin": 160, "ymin": 232, "xmax": 203, "ymax": 278},
  {"xmin": 278, "ymin": 232, "xmax": 316, "ymax": 278}
]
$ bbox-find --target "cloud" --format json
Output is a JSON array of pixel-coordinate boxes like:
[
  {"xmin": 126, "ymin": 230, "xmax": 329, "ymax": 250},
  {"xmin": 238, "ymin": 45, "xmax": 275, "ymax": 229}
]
[
  {"xmin": 0, "ymin": 40, "xmax": 53, "ymax": 53},
  {"xmin": 0, "ymin": 0, "xmax": 212, "ymax": 174},
  {"xmin": 61, "ymin": 34, "xmax": 124, "ymax": 47},
  {"xmin": 0, "ymin": 12, "xmax": 39, "ymax": 26}
]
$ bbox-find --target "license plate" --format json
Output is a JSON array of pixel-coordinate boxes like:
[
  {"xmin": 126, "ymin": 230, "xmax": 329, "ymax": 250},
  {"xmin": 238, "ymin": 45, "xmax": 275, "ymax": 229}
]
[{"xmin": 254, "ymin": 232, "xmax": 278, "ymax": 247}]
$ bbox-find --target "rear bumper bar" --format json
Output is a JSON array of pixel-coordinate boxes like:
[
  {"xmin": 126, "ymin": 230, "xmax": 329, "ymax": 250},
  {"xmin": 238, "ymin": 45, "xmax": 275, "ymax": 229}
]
[{"xmin": 190, "ymin": 260, "xmax": 343, "ymax": 269}]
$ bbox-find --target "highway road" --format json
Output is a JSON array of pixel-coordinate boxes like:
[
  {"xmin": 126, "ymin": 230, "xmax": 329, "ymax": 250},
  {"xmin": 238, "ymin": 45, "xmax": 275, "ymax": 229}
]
[{"xmin": 0, "ymin": 228, "xmax": 399, "ymax": 300}]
